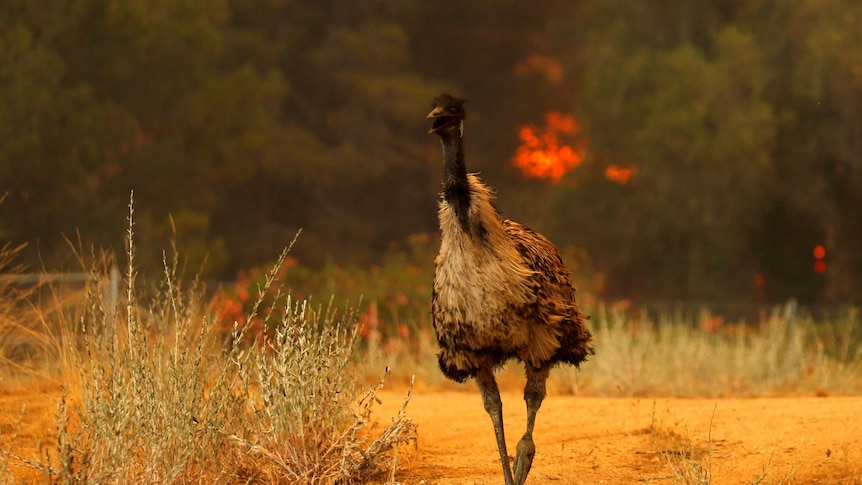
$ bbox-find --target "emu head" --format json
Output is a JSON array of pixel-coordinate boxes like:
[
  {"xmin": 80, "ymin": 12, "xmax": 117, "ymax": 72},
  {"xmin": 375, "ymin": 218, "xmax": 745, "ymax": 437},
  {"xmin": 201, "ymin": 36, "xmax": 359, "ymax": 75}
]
[{"xmin": 427, "ymin": 94, "xmax": 466, "ymax": 136}]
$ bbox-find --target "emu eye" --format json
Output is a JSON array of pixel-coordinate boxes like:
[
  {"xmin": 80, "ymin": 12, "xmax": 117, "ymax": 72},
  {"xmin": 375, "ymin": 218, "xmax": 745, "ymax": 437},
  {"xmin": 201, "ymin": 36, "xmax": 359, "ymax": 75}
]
[{"xmin": 448, "ymin": 106, "xmax": 460, "ymax": 114}]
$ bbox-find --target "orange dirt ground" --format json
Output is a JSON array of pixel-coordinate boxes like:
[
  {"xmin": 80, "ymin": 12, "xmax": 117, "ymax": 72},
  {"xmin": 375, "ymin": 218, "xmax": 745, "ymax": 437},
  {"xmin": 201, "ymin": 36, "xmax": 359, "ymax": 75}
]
[
  {"xmin": 2, "ymin": 383, "xmax": 860, "ymax": 484},
  {"xmin": 373, "ymin": 385, "xmax": 861, "ymax": 485}
]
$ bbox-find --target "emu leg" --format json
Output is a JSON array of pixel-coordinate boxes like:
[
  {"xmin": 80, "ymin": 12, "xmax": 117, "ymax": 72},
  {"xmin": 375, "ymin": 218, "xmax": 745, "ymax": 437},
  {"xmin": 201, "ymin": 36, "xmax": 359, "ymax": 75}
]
[
  {"xmin": 476, "ymin": 368, "xmax": 515, "ymax": 485},
  {"xmin": 513, "ymin": 365, "xmax": 550, "ymax": 485}
]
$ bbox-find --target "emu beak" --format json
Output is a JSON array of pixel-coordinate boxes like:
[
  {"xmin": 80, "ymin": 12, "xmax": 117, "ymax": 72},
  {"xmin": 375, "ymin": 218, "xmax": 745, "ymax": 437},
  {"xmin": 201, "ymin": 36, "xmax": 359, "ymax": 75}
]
[
  {"xmin": 428, "ymin": 107, "xmax": 452, "ymax": 133},
  {"xmin": 427, "ymin": 106, "xmax": 445, "ymax": 119}
]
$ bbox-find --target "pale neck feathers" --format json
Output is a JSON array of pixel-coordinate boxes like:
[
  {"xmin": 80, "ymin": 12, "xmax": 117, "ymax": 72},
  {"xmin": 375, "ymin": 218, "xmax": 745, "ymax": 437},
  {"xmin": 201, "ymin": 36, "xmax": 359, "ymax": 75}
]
[{"xmin": 437, "ymin": 174, "xmax": 535, "ymax": 306}]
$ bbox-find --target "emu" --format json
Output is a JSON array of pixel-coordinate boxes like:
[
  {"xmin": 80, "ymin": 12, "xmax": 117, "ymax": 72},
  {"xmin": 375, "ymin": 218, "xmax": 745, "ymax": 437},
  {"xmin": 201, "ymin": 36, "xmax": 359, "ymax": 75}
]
[{"xmin": 427, "ymin": 94, "xmax": 593, "ymax": 485}]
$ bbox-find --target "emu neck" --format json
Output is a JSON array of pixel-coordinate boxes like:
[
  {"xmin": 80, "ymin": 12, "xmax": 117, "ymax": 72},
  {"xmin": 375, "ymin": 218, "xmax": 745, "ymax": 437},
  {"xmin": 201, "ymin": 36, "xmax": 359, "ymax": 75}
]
[{"xmin": 439, "ymin": 129, "xmax": 471, "ymax": 232}]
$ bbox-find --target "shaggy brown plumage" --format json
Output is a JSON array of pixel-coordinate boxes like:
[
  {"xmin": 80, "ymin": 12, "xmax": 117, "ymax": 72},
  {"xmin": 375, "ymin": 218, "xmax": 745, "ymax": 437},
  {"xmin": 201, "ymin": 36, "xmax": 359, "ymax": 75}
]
[{"xmin": 427, "ymin": 94, "xmax": 593, "ymax": 485}]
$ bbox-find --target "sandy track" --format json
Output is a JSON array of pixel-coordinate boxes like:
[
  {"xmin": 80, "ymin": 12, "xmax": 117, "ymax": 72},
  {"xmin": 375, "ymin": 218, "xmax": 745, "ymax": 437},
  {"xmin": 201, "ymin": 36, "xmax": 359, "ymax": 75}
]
[
  {"xmin": 2, "ymin": 385, "xmax": 860, "ymax": 484},
  {"xmin": 374, "ymin": 390, "xmax": 861, "ymax": 484}
]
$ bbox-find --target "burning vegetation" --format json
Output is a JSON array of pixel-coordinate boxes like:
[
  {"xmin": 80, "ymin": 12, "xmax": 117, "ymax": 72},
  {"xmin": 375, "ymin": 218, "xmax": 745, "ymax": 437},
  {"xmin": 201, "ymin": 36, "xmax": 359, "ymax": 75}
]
[
  {"xmin": 512, "ymin": 112, "xmax": 633, "ymax": 185},
  {"xmin": 513, "ymin": 111, "xmax": 585, "ymax": 182},
  {"xmin": 605, "ymin": 165, "xmax": 634, "ymax": 185}
]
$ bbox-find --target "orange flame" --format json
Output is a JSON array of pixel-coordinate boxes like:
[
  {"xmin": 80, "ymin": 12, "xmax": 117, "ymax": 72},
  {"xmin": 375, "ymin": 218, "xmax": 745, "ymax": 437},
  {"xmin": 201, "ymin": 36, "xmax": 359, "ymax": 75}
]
[
  {"xmin": 813, "ymin": 245, "xmax": 826, "ymax": 259},
  {"xmin": 605, "ymin": 165, "xmax": 634, "ymax": 185},
  {"xmin": 513, "ymin": 112, "xmax": 585, "ymax": 182}
]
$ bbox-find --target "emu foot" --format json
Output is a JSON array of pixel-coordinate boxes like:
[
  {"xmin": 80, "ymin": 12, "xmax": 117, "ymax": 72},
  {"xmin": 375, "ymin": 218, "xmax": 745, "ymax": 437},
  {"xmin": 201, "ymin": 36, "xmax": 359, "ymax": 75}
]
[{"xmin": 513, "ymin": 434, "xmax": 536, "ymax": 485}]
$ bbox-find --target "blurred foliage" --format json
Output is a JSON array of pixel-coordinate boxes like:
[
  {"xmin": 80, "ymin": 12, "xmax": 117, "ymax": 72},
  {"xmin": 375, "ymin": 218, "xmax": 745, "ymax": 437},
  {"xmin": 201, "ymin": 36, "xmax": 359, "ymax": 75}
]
[
  {"xmin": 1, "ymin": 0, "xmax": 861, "ymax": 303},
  {"xmin": 209, "ymin": 233, "xmax": 436, "ymax": 347}
]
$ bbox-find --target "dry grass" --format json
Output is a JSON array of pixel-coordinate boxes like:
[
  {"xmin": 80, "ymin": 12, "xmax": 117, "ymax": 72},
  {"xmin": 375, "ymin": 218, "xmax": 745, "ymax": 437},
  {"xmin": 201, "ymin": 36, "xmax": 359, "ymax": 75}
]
[
  {"xmin": 0, "ymin": 197, "xmax": 417, "ymax": 484},
  {"xmin": 552, "ymin": 303, "xmax": 862, "ymax": 397},
  {"xmin": 0, "ymin": 241, "xmax": 40, "ymax": 377},
  {"xmin": 228, "ymin": 292, "xmax": 417, "ymax": 483},
  {"xmin": 648, "ymin": 403, "xmax": 797, "ymax": 485}
]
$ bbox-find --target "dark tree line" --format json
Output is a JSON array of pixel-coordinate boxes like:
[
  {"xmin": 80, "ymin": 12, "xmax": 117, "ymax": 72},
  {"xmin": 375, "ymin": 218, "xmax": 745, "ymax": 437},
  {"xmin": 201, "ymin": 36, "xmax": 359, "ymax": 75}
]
[
  {"xmin": 546, "ymin": 0, "xmax": 862, "ymax": 303},
  {"xmin": 1, "ymin": 0, "xmax": 860, "ymax": 304}
]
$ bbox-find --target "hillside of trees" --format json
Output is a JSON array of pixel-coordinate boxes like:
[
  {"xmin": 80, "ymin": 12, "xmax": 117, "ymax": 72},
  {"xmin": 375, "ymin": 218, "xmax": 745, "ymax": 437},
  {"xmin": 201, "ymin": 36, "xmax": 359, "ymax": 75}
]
[{"xmin": 2, "ymin": 0, "xmax": 860, "ymax": 304}]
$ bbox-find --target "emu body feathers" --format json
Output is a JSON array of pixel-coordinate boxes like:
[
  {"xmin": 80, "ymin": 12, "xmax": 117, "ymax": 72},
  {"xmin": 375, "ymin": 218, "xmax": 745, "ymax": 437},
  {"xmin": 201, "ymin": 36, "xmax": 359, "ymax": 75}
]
[{"xmin": 432, "ymin": 174, "xmax": 591, "ymax": 382}]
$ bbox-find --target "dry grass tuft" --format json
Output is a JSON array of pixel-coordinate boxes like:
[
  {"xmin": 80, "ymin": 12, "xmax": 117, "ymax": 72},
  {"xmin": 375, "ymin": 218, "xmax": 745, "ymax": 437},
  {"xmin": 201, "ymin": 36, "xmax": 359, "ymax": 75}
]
[
  {"xmin": 650, "ymin": 403, "xmax": 715, "ymax": 485},
  {"xmin": 229, "ymin": 292, "xmax": 417, "ymax": 484},
  {"xmin": 648, "ymin": 403, "xmax": 796, "ymax": 485},
  {"xmin": 1, "ymin": 196, "xmax": 416, "ymax": 484}
]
